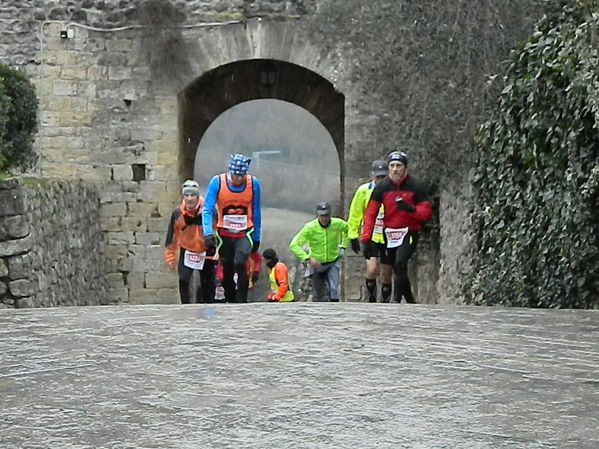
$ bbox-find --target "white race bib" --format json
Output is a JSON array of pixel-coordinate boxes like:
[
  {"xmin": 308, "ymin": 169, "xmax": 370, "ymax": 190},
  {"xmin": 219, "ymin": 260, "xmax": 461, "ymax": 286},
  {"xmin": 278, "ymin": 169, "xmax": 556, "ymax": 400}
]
[
  {"xmin": 223, "ymin": 214, "xmax": 248, "ymax": 232},
  {"xmin": 385, "ymin": 227, "xmax": 409, "ymax": 248},
  {"xmin": 184, "ymin": 250, "xmax": 206, "ymax": 270},
  {"xmin": 374, "ymin": 210, "xmax": 385, "ymax": 235}
]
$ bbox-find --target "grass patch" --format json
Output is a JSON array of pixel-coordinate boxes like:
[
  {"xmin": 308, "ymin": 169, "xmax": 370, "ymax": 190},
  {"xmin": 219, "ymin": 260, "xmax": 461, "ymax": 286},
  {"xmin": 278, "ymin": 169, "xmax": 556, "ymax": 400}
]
[{"xmin": 21, "ymin": 177, "xmax": 50, "ymax": 188}]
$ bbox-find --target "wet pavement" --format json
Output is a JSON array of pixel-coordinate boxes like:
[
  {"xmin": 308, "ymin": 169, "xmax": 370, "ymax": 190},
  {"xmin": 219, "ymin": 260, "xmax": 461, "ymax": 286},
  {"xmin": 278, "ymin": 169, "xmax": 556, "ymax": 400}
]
[{"xmin": 1, "ymin": 304, "xmax": 598, "ymax": 449}]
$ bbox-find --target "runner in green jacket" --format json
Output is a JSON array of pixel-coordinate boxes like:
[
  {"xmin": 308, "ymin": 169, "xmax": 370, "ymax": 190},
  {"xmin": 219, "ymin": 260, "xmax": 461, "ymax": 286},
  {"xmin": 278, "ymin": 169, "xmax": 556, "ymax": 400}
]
[
  {"xmin": 347, "ymin": 160, "xmax": 393, "ymax": 302},
  {"xmin": 289, "ymin": 202, "xmax": 349, "ymax": 302}
]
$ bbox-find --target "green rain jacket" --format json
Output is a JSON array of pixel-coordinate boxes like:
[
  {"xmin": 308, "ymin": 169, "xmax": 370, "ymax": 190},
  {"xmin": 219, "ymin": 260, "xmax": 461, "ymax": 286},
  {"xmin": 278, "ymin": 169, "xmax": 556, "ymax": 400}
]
[
  {"xmin": 289, "ymin": 217, "xmax": 349, "ymax": 264},
  {"xmin": 347, "ymin": 181, "xmax": 385, "ymax": 244}
]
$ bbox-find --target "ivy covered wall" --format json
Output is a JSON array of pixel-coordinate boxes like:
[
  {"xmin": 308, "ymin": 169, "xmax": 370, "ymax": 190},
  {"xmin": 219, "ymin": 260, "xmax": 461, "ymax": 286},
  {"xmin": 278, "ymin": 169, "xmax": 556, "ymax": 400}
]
[{"xmin": 468, "ymin": 1, "xmax": 599, "ymax": 308}]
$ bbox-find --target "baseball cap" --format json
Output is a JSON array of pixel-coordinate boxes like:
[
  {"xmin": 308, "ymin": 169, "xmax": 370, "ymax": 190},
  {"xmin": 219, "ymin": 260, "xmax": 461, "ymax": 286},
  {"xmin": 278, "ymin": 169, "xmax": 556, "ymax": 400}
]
[
  {"xmin": 316, "ymin": 201, "xmax": 331, "ymax": 216},
  {"xmin": 371, "ymin": 160, "xmax": 388, "ymax": 177}
]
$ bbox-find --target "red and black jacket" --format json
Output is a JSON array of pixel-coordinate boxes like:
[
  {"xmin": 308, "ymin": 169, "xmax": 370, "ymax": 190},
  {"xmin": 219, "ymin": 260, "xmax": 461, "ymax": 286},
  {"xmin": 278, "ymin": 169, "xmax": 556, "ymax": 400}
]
[{"xmin": 361, "ymin": 173, "xmax": 432, "ymax": 241}]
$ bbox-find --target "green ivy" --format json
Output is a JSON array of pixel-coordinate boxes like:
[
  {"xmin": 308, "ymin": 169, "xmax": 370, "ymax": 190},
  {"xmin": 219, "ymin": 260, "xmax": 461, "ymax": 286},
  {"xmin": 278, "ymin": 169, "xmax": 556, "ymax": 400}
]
[
  {"xmin": 467, "ymin": 2, "xmax": 599, "ymax": 308},
  {"xmin": 0, "ymin": 63, "xmax": 38, "ymax": 171}
]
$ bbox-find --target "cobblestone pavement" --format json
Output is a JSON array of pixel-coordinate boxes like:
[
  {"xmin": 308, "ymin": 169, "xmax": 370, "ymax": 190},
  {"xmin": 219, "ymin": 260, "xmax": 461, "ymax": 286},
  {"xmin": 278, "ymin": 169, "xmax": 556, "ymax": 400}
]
[{"xmin": 1, "ymin": 304, "xmax": 598, "ymax": 449}]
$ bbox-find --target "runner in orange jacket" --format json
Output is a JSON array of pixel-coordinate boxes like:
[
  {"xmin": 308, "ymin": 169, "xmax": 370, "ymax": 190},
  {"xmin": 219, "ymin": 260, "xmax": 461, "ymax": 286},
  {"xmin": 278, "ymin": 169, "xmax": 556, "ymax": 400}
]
[{"xmin": 164, "ymin": 180, "xmax": 215, "ymax": 303}]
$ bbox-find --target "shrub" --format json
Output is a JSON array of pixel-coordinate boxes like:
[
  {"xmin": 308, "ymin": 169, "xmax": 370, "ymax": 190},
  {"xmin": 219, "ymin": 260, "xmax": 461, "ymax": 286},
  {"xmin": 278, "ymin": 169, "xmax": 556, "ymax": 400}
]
[
  {"xmin": 467, "ymin": 2, "xmax": 599, "ymax": 308},
  {"xmin": 0, "ymin": 63, "xmax": 38, "ymax": 171}
]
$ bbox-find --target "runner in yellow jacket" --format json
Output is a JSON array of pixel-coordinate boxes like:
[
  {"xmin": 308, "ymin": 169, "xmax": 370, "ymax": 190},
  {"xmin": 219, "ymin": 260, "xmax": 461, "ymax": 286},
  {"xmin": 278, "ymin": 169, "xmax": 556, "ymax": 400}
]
[{"xmin": 347, "ymin": 160, "xmax": 393, "ymax": 302}]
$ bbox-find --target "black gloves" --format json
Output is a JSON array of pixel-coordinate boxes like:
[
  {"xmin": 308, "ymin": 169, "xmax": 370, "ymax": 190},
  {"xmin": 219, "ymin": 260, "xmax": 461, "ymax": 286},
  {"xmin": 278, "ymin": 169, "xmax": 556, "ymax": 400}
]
[
  {"xmin": 395, "ymin": 197, "xmax": 415, "ymax": 212},
  {"xmin": 204, "ymin": 234, "xmax": 216, "ymax": 257},
  {"xmin": 362, "ymin": 240, "xmax": 377, "ymax": 259},
  {"xmin": 251, "ymin": 240, "xmax": 260, "ymax": 254},
  {"xmin": 350, "ymin": 239, "xmax": 361, "ymax": 254},
  {"xmin": 251, "ymin": 273, "xmax": 259, "ymax": 283}
]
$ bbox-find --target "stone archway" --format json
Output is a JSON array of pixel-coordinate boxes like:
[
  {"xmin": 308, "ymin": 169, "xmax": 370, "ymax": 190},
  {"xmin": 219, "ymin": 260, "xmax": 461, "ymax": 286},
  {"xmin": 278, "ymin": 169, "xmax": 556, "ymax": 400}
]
[{"xmin": 178, "ymin": 58, "xmax": 345, "ymax": 202}]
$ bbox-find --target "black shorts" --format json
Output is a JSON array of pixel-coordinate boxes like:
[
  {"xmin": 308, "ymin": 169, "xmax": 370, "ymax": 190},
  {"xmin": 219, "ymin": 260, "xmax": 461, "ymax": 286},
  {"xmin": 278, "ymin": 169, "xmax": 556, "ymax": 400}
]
[{"xmin": 365, "ymin": 241, "xmax": 393, "ymax": 265}]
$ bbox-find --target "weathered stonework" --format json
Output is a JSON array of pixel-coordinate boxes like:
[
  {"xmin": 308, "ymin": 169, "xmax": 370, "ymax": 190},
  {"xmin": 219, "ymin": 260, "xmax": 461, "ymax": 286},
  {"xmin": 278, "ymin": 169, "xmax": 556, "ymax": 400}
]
[
  {"xmin": 0, "ymin": 178, "xmax": 108, "ymax": 308},
  {"xmin": 0, "ymin": 1, "xmax": 551, "ymax": 304}
]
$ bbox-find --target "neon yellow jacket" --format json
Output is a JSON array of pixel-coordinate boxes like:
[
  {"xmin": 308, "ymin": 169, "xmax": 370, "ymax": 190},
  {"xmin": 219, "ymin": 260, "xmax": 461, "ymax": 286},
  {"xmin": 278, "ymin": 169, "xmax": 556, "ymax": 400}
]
[
  {"xmin": 289, "ymin": 217, "xmax": 349, "ymax": 263},
  {"xmin": 347, "ymin": 181, "xmax": 385, "ymax": 244}
]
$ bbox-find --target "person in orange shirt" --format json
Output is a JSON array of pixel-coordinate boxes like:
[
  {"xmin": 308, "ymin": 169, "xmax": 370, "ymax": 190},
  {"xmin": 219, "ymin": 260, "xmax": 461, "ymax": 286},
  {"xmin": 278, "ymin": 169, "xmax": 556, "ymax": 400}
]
[
  {"xmin": 164, "ymin": 180, "xmax": 215, "ymax": 304},
  {"xmin": 262, "ymin": 248, "xmax": 295, "ymax": 302}
]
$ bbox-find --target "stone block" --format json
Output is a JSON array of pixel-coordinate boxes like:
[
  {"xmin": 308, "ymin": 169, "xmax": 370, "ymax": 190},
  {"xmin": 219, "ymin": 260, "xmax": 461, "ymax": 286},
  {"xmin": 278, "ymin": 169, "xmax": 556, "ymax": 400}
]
[
  {"xmin": 127, "ymin": 202, "xmax": 158, "ymax": 218},
  {"xmin": 4, "ymin": 215, "xmax": 30, "ymax": 239},
  {"xmin": 131, "ymin": 245, "xmax": 164, "ymax": 273},
  {"xmin": 108, "ymin": 66, "xmax": 132, "ymax": 80},
  {"xmin": 0, "ymin": 190, "xmax": 25, "ymax": 216},
  {"xmin": 53, "ymin": 79, "xmax": 78, "ymax": 96},
  {"xmin": 106, "ymin": 272, "xmax": 124, "ymax": 288},
  {"xmin": 147, "ymin": 217, "xmax": 169, "ymax": 232},
  {"xmin": 9, "ymin": 279, "xmax": 34, "ymax": 297},
  {"xmin": 100, "ymin": 217, "xmax": 122, "ymax": 232},
  {"xmin": 145, "ymin": 272, "xmax": 177, "ymax": 289},
  {"xmin": 100, "ymin": 202, "xmax": 127, "ymax": 218},
  {"xmin": 128, "ymin": 287, "xmax": 179, "ymax": 305},
  {"xmin": 7, "ymin": 254, "xmax": 31, "ymax": 280},
  {"xmin": 78, "ymin": 81, "xmax": 96, "ymax": 98},
  {"xmin": 87, "ymin": 66, "xmax": 107, "ymax": 80},
  {"xmin": 0, "ymin": 260, "xmax": 7, "ymax": 277},
  {"xmin": 14, "ymin": 297, "xmax": 36, "ymax": 308},
  {"xmin": 0, "ymin": 281, "xmax": 6, "ymax": 296},
  {"xmin": 0, "ymin": 235, "xmax": 32, "ymax": 257},
  {"xmin": 60, "ymin": 65, "xmax": 88, "ymax": 80},
  {"xmin": 117, "ymin": 256, "xmax": 133, "ymax": 272},
  {"xmin": 107, "ymin": 287, "xmax": 128, "ymax": 303},
  {"xmin": 112, "ymin": 165, "xmax": 133, "ymax": 181},
  {"xmin": 146, "ymin": 166, "xmax": 178, "ymax": 182},
  {"xmin": 137, "ymin": 181, "xmax": 167, "ymax": 203},
  {"xmin": 135, "ymin": 232, "xmax": 163, "ymax": 245},
  {"xmin": 107, "ymin": 232, "xmax": 135, "ymax": 245},
  {"xmin": 100, "ymin": 191, "xmax": 137, "ymax": 204},
  {"xmin": 126, "ymin": 272, "xmax": 145, "ymax": 288},
  {"xmin": 120, "ymin": 217, "xmax": 146, "ymax": 233},
  {"xmin": 0, "ymin": 224, "xmax": 6, "ymax": 241}
]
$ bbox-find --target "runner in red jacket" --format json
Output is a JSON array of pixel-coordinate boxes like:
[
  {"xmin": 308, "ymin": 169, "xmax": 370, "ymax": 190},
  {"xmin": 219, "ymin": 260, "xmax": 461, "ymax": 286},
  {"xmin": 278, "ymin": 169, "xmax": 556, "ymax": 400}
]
[{"xmin": 361, "ymin": 151, "xmax": 432, "ymax": 303}]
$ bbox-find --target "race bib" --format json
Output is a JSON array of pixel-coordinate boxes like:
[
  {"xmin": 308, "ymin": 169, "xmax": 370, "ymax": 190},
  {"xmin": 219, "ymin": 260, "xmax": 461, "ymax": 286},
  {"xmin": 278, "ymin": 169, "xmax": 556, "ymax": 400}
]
[
  {"xmin": 385, "ymin": 227, "xmax": 409, "ymax": 248},
  {"xmin": 223, "ymin": 214, "xmax": 248, "ymax": 232},
  {"xmin": 184, "ymin": 250, "xmax": 206, "ymax": 270},
  {"xmin": 373, "ymin": 210, "xmax": 384, "ymax": 235}
]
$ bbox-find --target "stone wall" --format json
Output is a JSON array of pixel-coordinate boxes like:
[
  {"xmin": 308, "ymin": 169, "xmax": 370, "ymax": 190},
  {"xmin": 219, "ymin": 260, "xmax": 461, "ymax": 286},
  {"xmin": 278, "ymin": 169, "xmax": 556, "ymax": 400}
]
[
  {"xmin": 0, "ymin": 0, "xmax": 551, "ymax": 304},
  {"xmin": 0, "ymin": 178, "xmax": 108, "ymax": 308}
]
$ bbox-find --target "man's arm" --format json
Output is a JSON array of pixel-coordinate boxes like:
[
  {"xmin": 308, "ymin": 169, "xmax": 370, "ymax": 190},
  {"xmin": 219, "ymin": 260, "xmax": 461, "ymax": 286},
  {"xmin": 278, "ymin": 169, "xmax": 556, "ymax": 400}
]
[
  {"xmin": 202, "ymin": 176, "xmax": 220, "ymax": 236},
  {"xmin": 361, "ymin": 184, "xmax": 383, "ymax": 242},
  {"xmin": 251, "ymin": 176, "xmax": 261, "ymax": 241},
  {"xmin": 347, "ymin": 185, "xmax": 367, "ymax": 240},
  {"xmin": 413, "ymin": 182, "xmax": 433, "ymax": 222},
  {"xmin": 164, "ymin": 210, "xmax": 178, "ymax": 267},
  {"xmin": 289, "ymin": 224, "xmax": 310, "ymax": 261},
  {"xmin": 339, "ymin": 219, "xmax": 350, "ymax": 250}
]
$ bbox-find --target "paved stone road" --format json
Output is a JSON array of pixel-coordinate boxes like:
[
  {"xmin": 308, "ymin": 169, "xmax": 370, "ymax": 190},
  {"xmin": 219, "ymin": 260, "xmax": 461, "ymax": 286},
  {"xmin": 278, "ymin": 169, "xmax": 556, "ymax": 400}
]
[{"xmin": 1, "ymin": 304, "xmax": 598, "ymax": 449}]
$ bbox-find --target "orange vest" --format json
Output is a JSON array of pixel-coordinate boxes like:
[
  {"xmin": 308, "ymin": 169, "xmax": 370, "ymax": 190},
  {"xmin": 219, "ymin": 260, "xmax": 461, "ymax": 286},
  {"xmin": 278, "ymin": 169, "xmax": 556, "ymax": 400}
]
[{"xmin": 216, "ymin": 173, "xmax": 254, "ymax": 232}]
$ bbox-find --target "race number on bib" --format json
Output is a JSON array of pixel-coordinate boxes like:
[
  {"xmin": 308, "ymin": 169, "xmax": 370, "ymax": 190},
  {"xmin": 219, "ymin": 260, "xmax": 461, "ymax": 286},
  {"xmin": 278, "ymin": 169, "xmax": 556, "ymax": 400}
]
[
  {"xmin": 373, "ymin": 210, "xmax": 385, "ymax": 235},
  {"xmin": 385, "ymin": 227, "xmax": 409, "ymax": 248},
  {"xmin": 223, "ymin": 214, "xmax": 248, "ymax": 232},
  {"xmin": 184, "ymin": 250, "xmax": 206, "ymax": 270}
]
